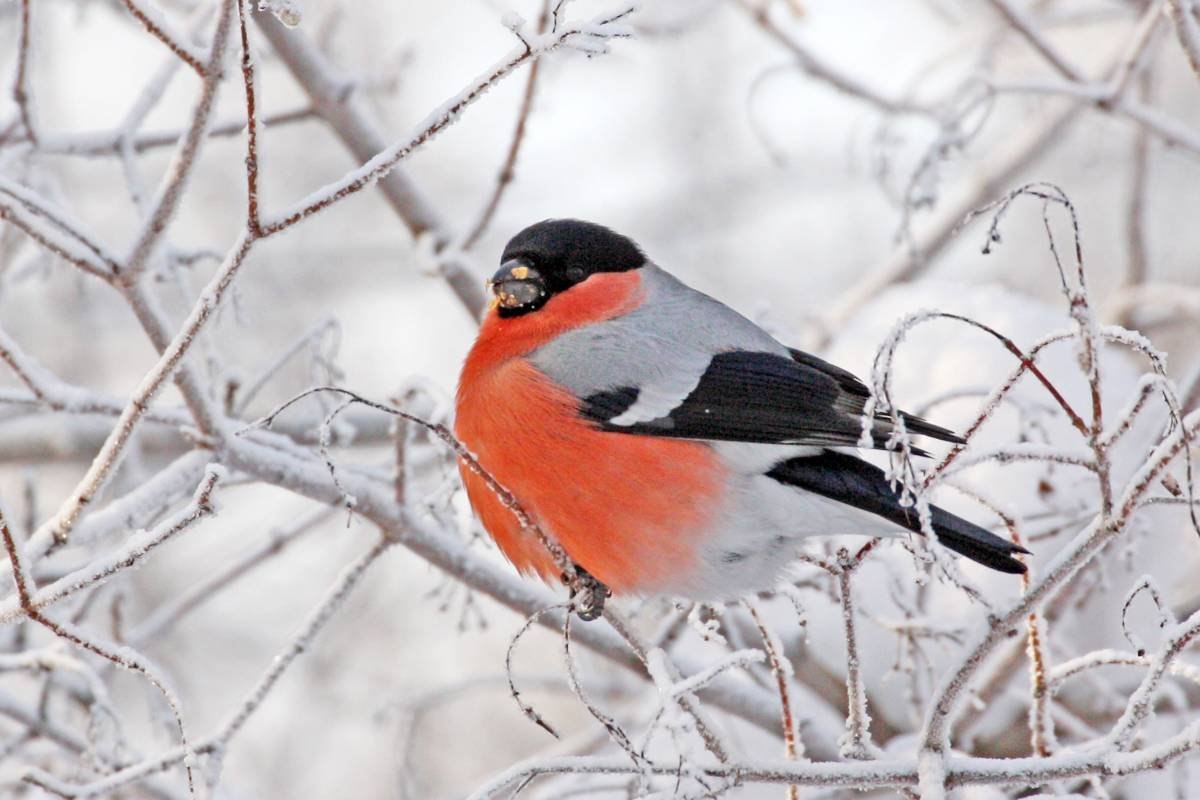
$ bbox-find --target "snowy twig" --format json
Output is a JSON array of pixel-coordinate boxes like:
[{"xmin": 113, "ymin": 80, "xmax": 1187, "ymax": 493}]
[
  {"xmin": 744, "ymin": 599, "xmax": 802, "ymax": 800},
  {"xmin": 236, "ymin": 0, "xmax": 263, "ymax": 236},
  {"xmin": 835, "ymin": 546, "xmax": 878, "ymax": 761},
  {"xmin": 12, "ymin": 0, "xmax": 37, "ymax": 145},
  {"xmin": 117, "ymin": 0, "xmax": 208, "ymax": 75}
]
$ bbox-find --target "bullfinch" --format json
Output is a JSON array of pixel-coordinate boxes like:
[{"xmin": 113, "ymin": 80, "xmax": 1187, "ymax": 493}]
[{"xmin": 455, "ymin": 219, "xmax": 1028, "ymax": 601}]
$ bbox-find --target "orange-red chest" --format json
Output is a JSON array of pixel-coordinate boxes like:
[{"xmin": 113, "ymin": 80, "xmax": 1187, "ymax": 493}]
[{"xmin": 453, "ymin": 272, "xmax": 725, "ymax": 595}]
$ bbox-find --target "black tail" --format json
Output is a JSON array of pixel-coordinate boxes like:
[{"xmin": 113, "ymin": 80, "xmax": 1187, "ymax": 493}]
[{"xmin": 766, "ymin": 450, "xmax": 1028, "ymax": 574}]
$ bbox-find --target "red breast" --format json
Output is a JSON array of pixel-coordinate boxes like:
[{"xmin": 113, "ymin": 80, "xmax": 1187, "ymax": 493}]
[{"xmin": 455, "ymin": 270, "xmax": 726, "ymax": 594}]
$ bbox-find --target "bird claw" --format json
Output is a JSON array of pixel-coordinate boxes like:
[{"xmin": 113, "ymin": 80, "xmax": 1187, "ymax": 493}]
[{"xmin": 563, "ymin": 566, "xmax": 611, "ymax": 622}]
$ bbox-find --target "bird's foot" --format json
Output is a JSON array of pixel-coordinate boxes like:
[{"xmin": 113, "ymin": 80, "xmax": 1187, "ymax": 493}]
[{"xmin": 564, "ymin": 566, "xmax": 611, "ymax": 622}]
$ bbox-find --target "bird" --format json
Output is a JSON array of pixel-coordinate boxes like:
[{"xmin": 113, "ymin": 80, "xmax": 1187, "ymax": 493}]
[{"xmin": 454, "ymin": 219, "xmax": 1028, "ymax": 602}]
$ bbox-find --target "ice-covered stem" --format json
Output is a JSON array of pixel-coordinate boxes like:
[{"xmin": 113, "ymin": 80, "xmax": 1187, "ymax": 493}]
[
  {"xmin": 462, "ymin": 0, "xmax": 551, "ymax": 251},
  {"xmin": 1100, "ymin": 373, "xmax": 1166, "ymax": 449},
  {"xmin": 234, "ymin": 317, "xmax": 341, "ymax": 415},
  {"xmin": 729, "ymin": 0, "xmax": 928, "ymax": 116},
  {"xmin": 743, "ymin": 600, "xmax": 801, "ymax": 799},
  {"xmin": 0, "ymin": 504, "xmax": 198, "ymax": 797},
  {"xmin": 1120, "ymin": 575, "xmax": 1175, "ymax": 657},
  {"xmin": 23, "ymin": 535, "xmax": 393, "ymax": 798},
  {"xmin": 117, "ymin": 0, "xmax": 208, "ymax": 75},
  {"xmin": 1025, "ymin": 610, "xmax": 1054, "ymax": 757},
  {"xmin": 823, "ymin": 4, "xmax": 1176, "ymax": 337},
  {"xmin": 12, "ymin": 0, "xmax": 36, "ymax": 145},
  {"xmin": 1168, "ymin": 0, "xmax": 1200, "ymax": 80},
  {"xmin": 236, "ymin": 0, "xmax": 263, "ymax": 236},
  {"xmin": 836, "ymin": 545, "xmax": 877, "ymax": 760},
  {"xmin": 1009, "ymin": 501, "xmax": 1056, "ymax": 762}
]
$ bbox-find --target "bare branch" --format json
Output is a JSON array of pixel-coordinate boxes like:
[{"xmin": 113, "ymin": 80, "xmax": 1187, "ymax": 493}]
[
  {"xmin": 1168, "ymin": 0, "xmax": 1200, "ymax": 80},
  {"xmin": 117, "ymin": 0, "xmax": 208, "ymax": 75}
]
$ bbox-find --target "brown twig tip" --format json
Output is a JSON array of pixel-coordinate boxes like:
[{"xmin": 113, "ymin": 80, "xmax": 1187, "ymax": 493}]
[{"xmin": 506, "ymin": 604, "xmax": 567, "ymax": 739}]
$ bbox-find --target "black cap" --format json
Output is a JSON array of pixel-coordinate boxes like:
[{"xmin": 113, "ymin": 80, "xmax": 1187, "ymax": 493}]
[{"xmin": 500, "ymin": 219, "xmax": 645, "ymax": 294}]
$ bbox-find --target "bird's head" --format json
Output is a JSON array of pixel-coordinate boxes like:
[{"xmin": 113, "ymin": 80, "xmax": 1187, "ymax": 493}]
[{"xmin": 488, "ymin": 219, "xmax": 645, "ymax": 317}]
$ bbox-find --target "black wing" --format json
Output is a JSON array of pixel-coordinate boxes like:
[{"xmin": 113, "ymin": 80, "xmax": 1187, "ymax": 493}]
[
  {"xmin": 767, "ymin": 450, "xmax": 1027, "ymax": 573},
  {"xmin": 580, "ymin": 349, "xmax": 962, "ymax": 452}
]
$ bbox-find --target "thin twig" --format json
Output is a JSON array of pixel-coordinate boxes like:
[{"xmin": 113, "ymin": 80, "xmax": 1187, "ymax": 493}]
[
  {"xmin": 744, "ymin": 599, "xmax": 802, "ymax": 800},
  {"xmin": 236, "ymin": 0, "xmax": 263, "ymax": 236},
  {"xmin": 117, "ymin": 0, "xmax": 208, "ymax": 75},
  {"xmin": 12, "ymin": 0, "xmax": 37, "ymax": 145}
]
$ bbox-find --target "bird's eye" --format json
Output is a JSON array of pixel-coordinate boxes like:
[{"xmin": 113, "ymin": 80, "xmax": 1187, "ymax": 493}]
[{"xmin": 566, "ymin": 266, "xmax": 586, "ymax": 283}]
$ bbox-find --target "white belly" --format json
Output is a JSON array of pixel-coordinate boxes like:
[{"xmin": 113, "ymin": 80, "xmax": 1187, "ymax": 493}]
[{"xmin": 662, "ymin": 446, "xmax": 911, "ymax": 600}]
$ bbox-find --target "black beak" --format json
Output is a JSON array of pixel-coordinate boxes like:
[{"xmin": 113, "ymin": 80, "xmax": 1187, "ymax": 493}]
[{"xmin": 488, "ymin": 258, "xmax": 547, "ymax": 313}]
